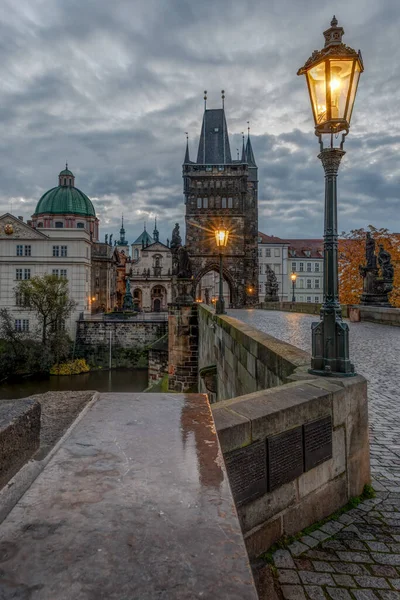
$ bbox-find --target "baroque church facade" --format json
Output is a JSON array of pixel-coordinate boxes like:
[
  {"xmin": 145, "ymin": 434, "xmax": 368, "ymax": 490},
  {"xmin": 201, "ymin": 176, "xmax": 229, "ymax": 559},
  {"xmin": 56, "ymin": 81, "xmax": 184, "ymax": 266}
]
[{"xmin": 183, "ymin": 100, "xmax": 259, "ymax": 307}]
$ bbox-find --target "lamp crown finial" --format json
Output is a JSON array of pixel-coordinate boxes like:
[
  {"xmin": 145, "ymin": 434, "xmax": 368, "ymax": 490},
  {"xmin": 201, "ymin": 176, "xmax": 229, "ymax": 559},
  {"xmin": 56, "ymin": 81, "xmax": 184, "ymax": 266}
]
[{"xmin": 323, "ymin": 14, "xmax": 344, "ymax": 47}]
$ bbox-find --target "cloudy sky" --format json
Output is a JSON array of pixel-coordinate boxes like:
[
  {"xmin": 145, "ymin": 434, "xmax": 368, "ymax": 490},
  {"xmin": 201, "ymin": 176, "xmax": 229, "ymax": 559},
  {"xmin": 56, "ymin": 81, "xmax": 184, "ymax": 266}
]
[{"xmin": 0, "ymin": 0, "xmax": 399, "ymax": 243}]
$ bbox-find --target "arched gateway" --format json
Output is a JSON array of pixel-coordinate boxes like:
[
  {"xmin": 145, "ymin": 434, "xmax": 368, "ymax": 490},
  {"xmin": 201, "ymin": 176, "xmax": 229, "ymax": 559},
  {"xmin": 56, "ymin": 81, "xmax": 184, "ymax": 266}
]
[
  {"xmin": 183, "ymin": 97, "xmax": 259, "ymax": 308},
  {"xmin": 194, "ymin": 263, "xmax": 236, "ymax": 307}
]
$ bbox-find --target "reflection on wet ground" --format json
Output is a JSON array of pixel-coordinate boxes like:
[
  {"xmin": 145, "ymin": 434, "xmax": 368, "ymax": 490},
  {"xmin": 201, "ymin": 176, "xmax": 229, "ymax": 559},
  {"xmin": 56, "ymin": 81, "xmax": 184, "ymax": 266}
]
[{"xmin": 0, "ymin": 392, "xmax": 258, "ymax": 599}]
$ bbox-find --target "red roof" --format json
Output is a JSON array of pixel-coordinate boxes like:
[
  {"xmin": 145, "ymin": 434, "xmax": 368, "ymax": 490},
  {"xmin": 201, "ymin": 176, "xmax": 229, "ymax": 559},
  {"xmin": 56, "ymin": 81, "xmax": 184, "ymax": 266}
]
[
  {"xmin": 258, "ymin": 232, "xmax": 286, "ymax": 244},
  {"xmin": 259, "ymin": 232, "xmax": 323, "ymax": 258}
]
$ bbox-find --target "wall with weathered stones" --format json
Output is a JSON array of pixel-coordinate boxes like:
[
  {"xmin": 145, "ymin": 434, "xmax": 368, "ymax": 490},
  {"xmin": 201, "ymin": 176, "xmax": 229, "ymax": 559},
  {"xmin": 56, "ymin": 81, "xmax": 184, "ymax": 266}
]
[
  {"xmin": 352, "ymin": 305, "xmax": 400, "ymax": 326},
  {"xmin": 168, "ymin": 303, "xmax": 199, "ymax": 392},
  {"xmin": 259, "ymin": 301, "xmax": 349, "ymax": 318},
  {"xmin": 0, "ymin": 399, "xmax": 41, "ymax": 490},
  {"xmin": 212, "ymin": 372, "xmax": 369, "ymax": 558},
  {"xmin": 76, "ymin": 320, "xmax": 167, "ymax": 349},
  {"xmin": 198, "ymin": 304, "xmax": 310, "ymax": 401},
  {"xmin": 197, "ymin": 303, "xmax": 370, "ymax": 557},
  {"xmin": 148, "ymin": 334, "xmax": 169, "ymax": 387}
]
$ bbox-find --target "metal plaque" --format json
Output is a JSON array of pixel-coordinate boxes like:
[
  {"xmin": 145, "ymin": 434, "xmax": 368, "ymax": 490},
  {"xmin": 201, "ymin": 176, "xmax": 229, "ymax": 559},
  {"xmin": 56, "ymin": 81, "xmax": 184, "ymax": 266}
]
[
  {"xmin": 267, "ymin": 427, "xmax": 303, "ymax": 492},
  {"xmin": 303, "ymin": 415, "xmax": 333, "ymax": 472},
  {"xmin": 224, "ymin": 440, "xmax": 267, "ymax": 506}
]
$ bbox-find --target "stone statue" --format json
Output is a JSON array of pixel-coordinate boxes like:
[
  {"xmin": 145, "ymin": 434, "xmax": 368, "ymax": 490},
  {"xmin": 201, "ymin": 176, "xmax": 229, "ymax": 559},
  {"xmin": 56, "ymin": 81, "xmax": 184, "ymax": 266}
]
[
  {"xmin": 109, "ymin": 234, "xmax": 113, "ymax": 246},
  {"xmin": 123, "ymin": 278, "xmax": 134, "ymax": 310},
  {"xmin": 359, "ymin": 236, "xmax": 394, "ymax": 307},
  {"xmin": 378, "ymin": 245, "xmax": 394, "ymax": 280},
  {"xmin": 205, "ymin": 288, "xmax": 210, "ymax": 305},
  {"xmin": 177, "ymin": 246, "xmax": 192, "ymax": 279},
  {"xmin": 105, "ymin": 234, "xmax": 108, "ymax": 244},
  {"xmin": 264, "ymin": 265, "xmax": 279, "ymax": 302},
  {"xmin": 366, "ymin": 232, "xmax": 376, "ymax": 269},
  {"xmin": 170, "ymin": 223, "xmax": 182, "ymax": 250}
]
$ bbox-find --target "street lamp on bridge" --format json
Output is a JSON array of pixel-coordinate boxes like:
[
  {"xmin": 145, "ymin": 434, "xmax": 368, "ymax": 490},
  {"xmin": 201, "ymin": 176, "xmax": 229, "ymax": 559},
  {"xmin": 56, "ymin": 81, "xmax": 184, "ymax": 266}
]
[
  {"xmin": 214, "ymin": 224, "xmax": 229, "ymax": 315},
  {"xmin": 290, "ymin": 272, "xmax": 297, "ymax": 303},
  {"xmin": 297, "ymin": 16, "xmax": 363, "ymax": 376}
]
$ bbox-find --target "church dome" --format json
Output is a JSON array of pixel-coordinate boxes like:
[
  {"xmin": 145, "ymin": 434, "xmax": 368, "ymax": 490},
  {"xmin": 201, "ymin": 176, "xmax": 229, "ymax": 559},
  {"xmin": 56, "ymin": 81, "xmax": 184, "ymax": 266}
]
[{"xmin": 33, "ymin": 166, "xmax": 96, "ymax": 217}]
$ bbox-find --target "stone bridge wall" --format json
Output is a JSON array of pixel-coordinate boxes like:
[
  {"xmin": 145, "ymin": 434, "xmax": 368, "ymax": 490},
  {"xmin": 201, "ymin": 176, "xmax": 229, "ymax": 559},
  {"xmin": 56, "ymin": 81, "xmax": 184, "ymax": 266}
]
[
  {"xmin": 197, "ymin": 303, "xmax": 370, "ymax": 558},
  {"xmin": 76, "ymin": 320, "xmax": 167, "ymax": 349},
  {"xmin": 198, "ymin": 304, "xmax": 310, "ymax": 401}
]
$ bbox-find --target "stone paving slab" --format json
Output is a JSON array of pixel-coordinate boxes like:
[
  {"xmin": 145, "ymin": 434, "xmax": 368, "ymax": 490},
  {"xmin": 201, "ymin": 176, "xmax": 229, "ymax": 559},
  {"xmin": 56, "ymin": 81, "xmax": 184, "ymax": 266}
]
[{"xmin": 0, "ymin": 393, "xmax": 258, "ymax": 599}]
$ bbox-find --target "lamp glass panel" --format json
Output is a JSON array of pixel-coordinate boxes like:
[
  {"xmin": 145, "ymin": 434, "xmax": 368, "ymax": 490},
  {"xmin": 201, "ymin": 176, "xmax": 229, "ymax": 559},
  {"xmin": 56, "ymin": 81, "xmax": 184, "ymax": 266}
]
[
  {"xmin": 328, "ymin": 59, "xmax": 354, "ymax": 121},
  {"xmin": 346, "ymin": 62, "xmax": 361, "ymax": 124},
  {"xmin": 215, "ymin": 229, "xmax": 229, "ymax": 247},
  {"xmin": 307, "ymin": 62, "xmax": 326, "ymax": 126}
]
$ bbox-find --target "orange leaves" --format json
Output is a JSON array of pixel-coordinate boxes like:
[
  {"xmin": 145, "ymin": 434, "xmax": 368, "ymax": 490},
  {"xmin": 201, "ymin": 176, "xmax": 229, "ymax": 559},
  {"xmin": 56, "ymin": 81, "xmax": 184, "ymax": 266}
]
[{"xmin": 338, "ymin": 227, "xmax": 400, "ymax": 307}]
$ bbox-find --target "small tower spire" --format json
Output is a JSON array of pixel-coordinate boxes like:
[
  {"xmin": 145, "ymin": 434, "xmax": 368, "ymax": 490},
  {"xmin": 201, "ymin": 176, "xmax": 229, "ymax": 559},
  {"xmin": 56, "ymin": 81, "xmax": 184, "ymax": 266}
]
[
  {"xmin": 119, "ymin": 214, "xmax": 126, "ymax": 244},
  {"xmin": 184, "ymin": 132, "xmax": 190, "ymax": 163},
  {"xmin": 241, "ymin": 132, "xmax": 247, "ymax": 162},
  {"xmin": 153, "ymin": 217, "xmax": 159, "ymax": 243},
  {"xmin": 221, "ymin": 89, "xmax": 225, "ymax": 109}
]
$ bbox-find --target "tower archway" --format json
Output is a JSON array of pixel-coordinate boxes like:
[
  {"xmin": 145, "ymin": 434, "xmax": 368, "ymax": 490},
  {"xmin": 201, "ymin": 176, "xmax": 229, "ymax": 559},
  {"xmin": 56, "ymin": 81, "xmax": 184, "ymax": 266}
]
[{"xmin": 194, "ymin": 263, "xmax": 236, "ymax": 307}]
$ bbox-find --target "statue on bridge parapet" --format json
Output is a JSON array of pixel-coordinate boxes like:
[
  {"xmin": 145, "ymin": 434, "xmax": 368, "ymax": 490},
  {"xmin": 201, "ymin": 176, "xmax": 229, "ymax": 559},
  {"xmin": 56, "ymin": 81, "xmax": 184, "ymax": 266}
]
[
  {"xmin": 359, "ymin": 233, "xmax": 394, "ymax": 307},
  {"xmin": 122, "ymin": 278, "xmax": 134, "ymax": 310},
  {"xmin": 264, "ymin": 265, "xmax": 279, "ymax": 303}
]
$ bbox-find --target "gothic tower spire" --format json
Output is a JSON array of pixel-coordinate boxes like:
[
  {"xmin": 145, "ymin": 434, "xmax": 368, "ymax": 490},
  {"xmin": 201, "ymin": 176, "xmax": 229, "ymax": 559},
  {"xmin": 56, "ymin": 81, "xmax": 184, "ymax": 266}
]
[{"xmin": 196, "ymin": 93, "xmax": 232, "ymax": 164}]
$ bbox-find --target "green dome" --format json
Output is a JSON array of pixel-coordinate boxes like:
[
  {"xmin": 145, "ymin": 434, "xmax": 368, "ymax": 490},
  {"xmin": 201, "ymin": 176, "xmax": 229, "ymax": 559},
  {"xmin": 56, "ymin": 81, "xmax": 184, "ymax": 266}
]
[
  {"xmin": 34, "ymin": 186, "xmax": 96, "ymax": 217},
  {"xmin": 59, "ymin": 168, "xmax": 74, "ymax": 176}
]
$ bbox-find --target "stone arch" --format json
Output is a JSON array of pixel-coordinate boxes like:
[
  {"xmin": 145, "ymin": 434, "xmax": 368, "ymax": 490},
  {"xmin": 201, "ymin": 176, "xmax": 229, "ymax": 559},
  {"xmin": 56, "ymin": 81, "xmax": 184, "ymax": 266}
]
[{"xmin": 194, "ymin": 263, "xmax": 236, "ymax": 306}]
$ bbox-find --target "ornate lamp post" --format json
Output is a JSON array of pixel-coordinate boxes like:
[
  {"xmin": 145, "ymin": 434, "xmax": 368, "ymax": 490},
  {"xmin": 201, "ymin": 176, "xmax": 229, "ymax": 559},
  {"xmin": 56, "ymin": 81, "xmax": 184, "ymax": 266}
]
[
  {"xmin": 214, "ymin": 224, "xmax": 229, "ymax": 315},
  {"xmin": 297, "ymin": 16, "xmax": 363, "ymax": 376},
  {"xmin": 291, "ymin": 272, "xmax": 297, "ymax": 302}
]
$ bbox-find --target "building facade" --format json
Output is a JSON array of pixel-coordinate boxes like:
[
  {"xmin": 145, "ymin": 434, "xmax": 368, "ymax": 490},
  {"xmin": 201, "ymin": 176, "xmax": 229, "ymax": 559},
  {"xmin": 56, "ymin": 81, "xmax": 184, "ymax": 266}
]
[
  {"xmin": 0, "ymin": 213, "xmax": 92, "ymax": 336},
  {"xmin": 91, "ymin": 242, "xmax": 119, "ymax": 313},
  {"xmin": 0, "ymin": 166, "xmax": 97, "ymax": 338},
  {"xmin": 183, "ymin": 100, "xmax": 259, "ymax": 307},
  {"xmin": 258, "ymin": 233, "xmax": 289, "ymax": 301},
  {"xmin": 287, "ymin": 239, "xmax": 324, "ymax": 304},
  {"xmin": 127, "ymin": 223, "xmax": 173, "ymax": 312},
  {"xmin": 257, "ymin": 233, "xmax": 324, "ymax": 303}
]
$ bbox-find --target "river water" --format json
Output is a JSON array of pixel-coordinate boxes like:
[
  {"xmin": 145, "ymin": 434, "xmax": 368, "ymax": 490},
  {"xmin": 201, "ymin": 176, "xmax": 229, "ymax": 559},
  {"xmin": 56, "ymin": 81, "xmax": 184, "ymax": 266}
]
[{"xmin": 0, "ymin": 369, "xmax": 149, "ymax": 400}]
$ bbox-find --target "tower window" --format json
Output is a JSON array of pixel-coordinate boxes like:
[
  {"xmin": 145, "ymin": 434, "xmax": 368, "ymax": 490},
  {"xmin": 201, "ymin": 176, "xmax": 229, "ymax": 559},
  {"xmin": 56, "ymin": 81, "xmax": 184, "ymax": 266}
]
[
  {"xmin": 197, "ymin": 198, "xmax": 202, "ymax": 208},
  {"xmin": 64, "ymin": 178, "xmax": 66, "ymax": 185},
  {"xmin": 77, "ymin": 223, "xmax": 85, "ymax": 229},
  {"xmin": 222, "ymin": 198, "xmax": 227, "ymax": 209},
  {"xmin": 228, "ymin": 197, "xmax": 233, "ymax": 208},
  {"xmin": 55, "ymin": 222, "xmax": 64, "ymax": 228},
  {"xmin": 203, "ymin": 197, "xmax": 208, "ymax": 209}
]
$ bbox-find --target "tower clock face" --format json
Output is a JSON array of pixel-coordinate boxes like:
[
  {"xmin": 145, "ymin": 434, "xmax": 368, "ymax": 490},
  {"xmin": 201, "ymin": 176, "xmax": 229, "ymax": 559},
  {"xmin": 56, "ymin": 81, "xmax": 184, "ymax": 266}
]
[{"xmin": 4, "ymin": 223, "xmax": 13, "ymax": 235}]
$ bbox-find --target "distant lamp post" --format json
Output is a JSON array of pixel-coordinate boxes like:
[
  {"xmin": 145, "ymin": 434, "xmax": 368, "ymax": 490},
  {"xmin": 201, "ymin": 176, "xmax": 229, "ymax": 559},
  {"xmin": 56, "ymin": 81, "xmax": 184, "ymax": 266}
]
[
  {"xmin": 298, "ymin": 16, "xmax": 363, "ymax": 376},
  {"xmin": 291, "ymin": 272, "xmax": 297, "ymax": 302},
  {"xmin": 214, "ymin": 224, "xmax": 229, "ymax": 315}
]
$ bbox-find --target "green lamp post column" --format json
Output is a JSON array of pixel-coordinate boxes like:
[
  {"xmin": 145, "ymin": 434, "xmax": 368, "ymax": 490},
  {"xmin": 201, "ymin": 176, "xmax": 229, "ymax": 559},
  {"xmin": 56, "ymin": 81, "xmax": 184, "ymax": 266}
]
[
  {"xmin": 214, "ymin": 224, "xmax": 229, "ymax": 315},
  {"xmin": 297, "ymin": 16, "xmax": 364, "ymax": 376}
]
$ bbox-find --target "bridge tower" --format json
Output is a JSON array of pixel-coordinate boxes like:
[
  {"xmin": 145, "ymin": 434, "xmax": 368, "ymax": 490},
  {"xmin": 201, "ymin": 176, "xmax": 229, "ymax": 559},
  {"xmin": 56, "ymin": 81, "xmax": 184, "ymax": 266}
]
[{"xmin": 183, "ymin": 94, "xmax": 258, "ymax": 307}]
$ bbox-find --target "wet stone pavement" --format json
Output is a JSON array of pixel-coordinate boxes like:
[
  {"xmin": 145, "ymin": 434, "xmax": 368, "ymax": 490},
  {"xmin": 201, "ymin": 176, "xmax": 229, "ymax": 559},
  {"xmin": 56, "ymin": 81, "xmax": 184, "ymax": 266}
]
[{"xmin": 229, "ymin": 309, "xmax": 400, "ymax": 600}]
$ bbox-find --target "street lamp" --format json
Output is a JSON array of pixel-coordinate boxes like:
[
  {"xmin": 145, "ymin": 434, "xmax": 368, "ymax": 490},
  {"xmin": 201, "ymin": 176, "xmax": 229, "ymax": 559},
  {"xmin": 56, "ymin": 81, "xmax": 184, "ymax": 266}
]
[
  {"xmin": 291, "ymin": 272, "xmax": 297, "ymax": 303},
  {"xmin": 297, "ymin": 16, "xmax": 363, "ymax": 376},
  {"xmin": 214, "ymin": 224, "xmax": 229, "ymax": 314}
]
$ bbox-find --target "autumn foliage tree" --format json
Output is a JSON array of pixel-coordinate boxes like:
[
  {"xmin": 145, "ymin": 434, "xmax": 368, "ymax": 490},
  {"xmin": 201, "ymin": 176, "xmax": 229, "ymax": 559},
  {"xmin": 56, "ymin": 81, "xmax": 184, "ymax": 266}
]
[{"xmin": 338, "ymin": 226, "xmax": 400, "ymax": 307}]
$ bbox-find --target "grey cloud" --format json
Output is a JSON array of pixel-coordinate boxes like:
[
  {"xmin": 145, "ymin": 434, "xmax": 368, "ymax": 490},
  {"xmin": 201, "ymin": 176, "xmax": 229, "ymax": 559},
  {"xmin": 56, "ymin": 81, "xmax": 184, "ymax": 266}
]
[{"xmin": 0, "ymin": 0, "xmax": 399, "ymax": 243}]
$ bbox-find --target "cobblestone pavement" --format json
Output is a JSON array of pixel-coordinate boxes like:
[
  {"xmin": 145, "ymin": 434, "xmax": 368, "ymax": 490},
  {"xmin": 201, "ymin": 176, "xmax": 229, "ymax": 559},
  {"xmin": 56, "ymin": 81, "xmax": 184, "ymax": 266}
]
[{"xmin": 228, "ymin": 309, "xmax": 400, "ymax": 600}]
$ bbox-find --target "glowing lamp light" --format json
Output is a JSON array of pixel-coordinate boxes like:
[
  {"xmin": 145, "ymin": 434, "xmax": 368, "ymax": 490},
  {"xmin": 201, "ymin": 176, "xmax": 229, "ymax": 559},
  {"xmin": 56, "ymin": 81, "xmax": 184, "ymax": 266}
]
[
  {"xmin": 214, "ymin": 225, "xmax": 229, "ymax": 248},
  {"xmin": 291, "ymin": 273, "xmax": 297, "ymax": 282},
  {"xmin": 297, "ymin": 16, "xmax": 364, "ymax": 135}
]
